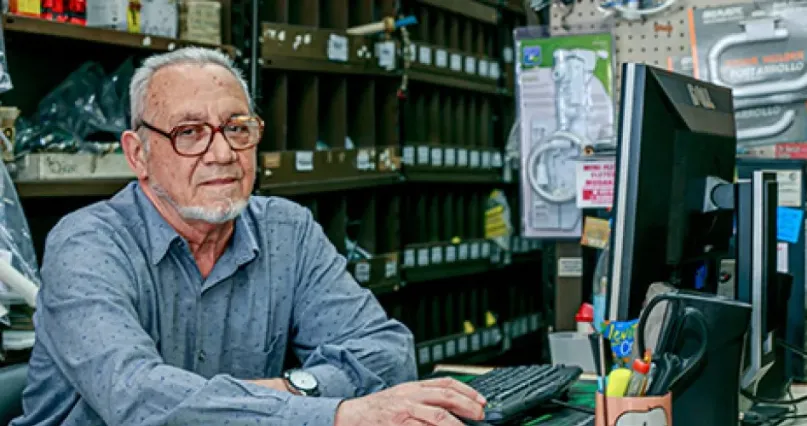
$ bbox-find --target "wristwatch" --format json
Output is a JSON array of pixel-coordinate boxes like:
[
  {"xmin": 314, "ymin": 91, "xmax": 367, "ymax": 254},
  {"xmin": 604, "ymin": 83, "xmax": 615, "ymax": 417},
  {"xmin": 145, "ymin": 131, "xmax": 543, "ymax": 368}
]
[{"xmin": 283, "ymin": 369, "xmax": 320, "ymax": 397}]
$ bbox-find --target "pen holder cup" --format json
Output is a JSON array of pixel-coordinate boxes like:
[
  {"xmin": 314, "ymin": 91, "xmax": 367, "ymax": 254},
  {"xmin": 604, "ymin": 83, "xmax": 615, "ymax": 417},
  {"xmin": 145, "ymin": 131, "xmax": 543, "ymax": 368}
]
[{"xmin": 594, "ymin": 392, "xmax": 672, "ymax": 426}]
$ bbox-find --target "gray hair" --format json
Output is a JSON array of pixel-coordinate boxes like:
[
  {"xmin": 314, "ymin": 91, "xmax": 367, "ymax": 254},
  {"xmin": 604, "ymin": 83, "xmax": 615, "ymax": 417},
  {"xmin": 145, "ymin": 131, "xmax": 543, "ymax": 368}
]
[{"xmin": 129, "ymin": 47, "xmax": 252, "ymax": 130}]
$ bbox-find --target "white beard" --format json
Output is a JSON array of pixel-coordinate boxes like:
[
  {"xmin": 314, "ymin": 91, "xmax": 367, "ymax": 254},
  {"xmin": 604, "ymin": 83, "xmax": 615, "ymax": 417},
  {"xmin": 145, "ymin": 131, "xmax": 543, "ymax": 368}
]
[{"xmin": 150, "ymin": 181, "xmax": 248, "ymax": 224}]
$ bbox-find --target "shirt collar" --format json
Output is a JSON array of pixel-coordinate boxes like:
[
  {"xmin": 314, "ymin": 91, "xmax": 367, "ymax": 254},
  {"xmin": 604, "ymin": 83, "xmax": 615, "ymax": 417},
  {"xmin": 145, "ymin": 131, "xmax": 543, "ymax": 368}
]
[{"xmin": 133, "ymin": 183, "xmax": 259, "ymax": 266}]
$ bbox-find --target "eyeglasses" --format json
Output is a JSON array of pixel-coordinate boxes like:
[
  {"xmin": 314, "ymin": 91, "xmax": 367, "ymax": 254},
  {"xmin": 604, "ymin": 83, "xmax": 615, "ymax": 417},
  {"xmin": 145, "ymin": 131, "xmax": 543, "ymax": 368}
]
[{"xmin": 137, "ymin": 115, "xmax": 264, "ymax": 157}]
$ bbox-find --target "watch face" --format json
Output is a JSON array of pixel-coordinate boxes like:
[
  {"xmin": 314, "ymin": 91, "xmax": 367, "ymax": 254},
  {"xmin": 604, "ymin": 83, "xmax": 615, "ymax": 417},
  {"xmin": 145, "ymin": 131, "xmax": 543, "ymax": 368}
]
[{"xmin": 289, "ymin": 370, "xmax": 317, "ymax": 391}]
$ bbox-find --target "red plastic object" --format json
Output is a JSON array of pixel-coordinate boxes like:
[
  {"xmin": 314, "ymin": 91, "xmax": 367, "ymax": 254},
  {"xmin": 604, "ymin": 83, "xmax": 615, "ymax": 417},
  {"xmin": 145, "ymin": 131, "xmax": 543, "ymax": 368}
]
[
  {"xmin": 575, "ymin": 303, "xmax": 594, "ymax": 323},
  {"xmin": 632, "ymin": 358, "xmax": 651, "ymax": 374}
]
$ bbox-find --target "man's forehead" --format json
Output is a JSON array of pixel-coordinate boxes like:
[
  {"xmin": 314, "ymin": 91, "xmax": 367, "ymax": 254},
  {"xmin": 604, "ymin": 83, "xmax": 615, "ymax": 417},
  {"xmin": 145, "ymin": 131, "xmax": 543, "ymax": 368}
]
[{"xmin": 145, "ymin": 64, "xmax": 248, "ymax": 122}]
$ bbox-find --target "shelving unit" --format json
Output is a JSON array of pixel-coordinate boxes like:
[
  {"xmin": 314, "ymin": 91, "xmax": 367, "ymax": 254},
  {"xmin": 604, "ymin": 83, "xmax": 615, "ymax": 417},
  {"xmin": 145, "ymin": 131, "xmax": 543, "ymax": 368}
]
[{"xmin": 0, "ymin": 1, "xmax": 546, "ymax": 373}]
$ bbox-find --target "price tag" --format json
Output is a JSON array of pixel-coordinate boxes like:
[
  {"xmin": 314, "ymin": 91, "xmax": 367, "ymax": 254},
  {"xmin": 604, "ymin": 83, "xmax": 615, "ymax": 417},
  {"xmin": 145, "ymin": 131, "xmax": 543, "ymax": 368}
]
[
  {"xmin": 354, "ymin": 262, "xmax": 371, "ymax": 283},
  {"xmin": 491, "ymin": 246, "xmax": 501, "ymax": 263},
  {"xmin": 445, "ymin": 246, "xmax": 457, "ymax": 262},
  {"xmin": 458, "ymin": 337, "xmax": 468, "ymax": 353},
  {"xmin": 464, "ymin": 56, "xmax": 476, "ymax": 74},
  {"xmin": 432, "ymin": 344, "xmax": 444, "ymax": 361},
  {"xmin": 503, "ymin": 250, "xmax": 512, "ymax": 265},
  {"xmin": 558, "ymin": 257, "xmax": 583, "ymax": 277},
  {"xmin": 471, "ymin": 333, "xmax": 481, "ymax": 351},
  {"xmin": 458, "ymin": 244, "xmax": 469, "ymax": 260},
  {"xmin": 481, "ymin": 151, "xmax": 492, "ymax": 168},
  {"xmin": 403, "ymin": 249, "xmax": 415, "ymax": 267},
  {"xmin": 430, "ymin": 147, "xmax": 443, "ymax": 167},
  {"xmin": 478, "ymin": 59, "xmax": 489, "ymax": 77},
  {"xmin": 417, "ymin": 248, "xmax": 430, "ymax": 266},
  {"xmin": 444, "ymin": 148, "xmax": 456, "ymax": 166},
  {"xmin": 376, "ymin": 41, "xmax": 396, "ymax": 70},
  {"xmin": 445, "ymin": 340, "xmax": 456, "ymax": 358},
  {"xmin": 418, "ymin": 45, "xmax": 432, "ymax": 65},
  {"xmin": 470, "ymin": 242, "xmax": 481, "ymax": 259},
  {"xmin": 530, "ymin": 314, "xmax": 540, "ymax": 331},
  {"xmin": 458, "ymin": 149, "xmax": 469, "ymax": 167},
  {"xmin": 385, "ymin": 260, "xmax": 397, "ymax": 278},
  {"xmin": 503, "ymin": 322, "xmax": 512, "ymax": 338},
  {"xmin": 418, "ymin": 346, "xmax": 431, "ymax": 364},
  {"xmin": 492, "ymin": 327, "xmax": 502, "ymax": 343},
  {"xmin": 435, "ymin": 49, "xmax": 448, "ymax": 68},
  {"xmin": 417, "ymin": 145, "xmax": 430, "ymax": 165},
  {"xmin": 295, "ymin": 151, "xmax": 314, "ymax": 171},
  {"xmin": 521, "ymin": 238, "xmax": 530, "ymax": 252},
  {"xmin": 481, "ymin": 241, "xmax": 491, "ymax": 257},
  {"xmin": 357, "ymin": 149, "xmax": 372, "ymax": 170},
  {"xmin": 492, "ymin": 152, "xmax": 503, "ymax": 168},
  {"xmin": 521, "ymin": 317, "xmax": 530, "ymax": 335},
  {"xmin": 511, "ymin": 237, "xmax": 521, "ymax": 253},
  {"xmin": 489, "ymin": 62, "xmax": 501, "ymax": 80},
  {"xmin": 402, "ymin": 146, "xmax": 414, "ymax": 165},
  {"xmin": 481, "ymin": 329, "xmax": 490, "ymax": 347},
  {"xmin": 470, "ymin": 151, "xmax": 481, "ymax": 168},
  {"xmin": 430, "ymin": 246, "xmax": 443, "ymax": 264},
  {"xmin": 450, "ymin": 53, "xmax": 462, "ymax": 71},
  {"xmin": 327, "ymin": 34, "xmax": 349, "ymax": 62},
  {"xmin": 503, "ymin": 46, "xmax": 514, "ymax": 63},
  {"xmin": 405, "ymin": 43, "xmax": 416, "ymax": 62}
]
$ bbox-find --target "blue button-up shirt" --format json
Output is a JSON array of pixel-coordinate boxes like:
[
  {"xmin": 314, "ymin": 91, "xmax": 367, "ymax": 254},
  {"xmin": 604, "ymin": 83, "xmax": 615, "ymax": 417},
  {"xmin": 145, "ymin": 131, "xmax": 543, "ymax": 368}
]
[{"xmin": 11, "ymin": 182, "xmax": 416, "ymax": 426}]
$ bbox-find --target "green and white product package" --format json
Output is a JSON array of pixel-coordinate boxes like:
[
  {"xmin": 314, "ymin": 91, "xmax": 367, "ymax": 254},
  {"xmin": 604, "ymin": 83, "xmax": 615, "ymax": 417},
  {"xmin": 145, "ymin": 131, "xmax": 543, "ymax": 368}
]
[
  {"xmin": 514, "ymin": 28, "xmax": 615, "ymax": 238},
  {"xmin": 689, "ymin": 1, "xmax": 807, "ymax": 151},
  {"xmin": 666, "ymin": 55, "xmax": 695, "ymax": 77}
]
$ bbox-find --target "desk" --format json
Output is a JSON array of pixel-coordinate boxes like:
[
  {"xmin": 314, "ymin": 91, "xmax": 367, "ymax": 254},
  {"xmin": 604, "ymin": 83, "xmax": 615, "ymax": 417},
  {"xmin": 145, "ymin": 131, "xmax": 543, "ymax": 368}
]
[
  {"xmin": 435, "ymin": 365, "xmax": 807, "ymax": 425},
  {"xmin": 780, "ymin": 384, "xmax": 807, "ymax": 425}
]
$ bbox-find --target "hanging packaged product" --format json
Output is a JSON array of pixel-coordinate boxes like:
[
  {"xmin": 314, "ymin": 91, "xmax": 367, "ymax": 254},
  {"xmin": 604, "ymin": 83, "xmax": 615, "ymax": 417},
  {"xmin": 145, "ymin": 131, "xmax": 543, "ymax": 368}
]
[
  {"xmin": 514, "ymin": 28, "xmax": 616, "ymax": 238},
  {"xmin": 688, "ymin": 1, "xmax": 807, "ymax": 152}
]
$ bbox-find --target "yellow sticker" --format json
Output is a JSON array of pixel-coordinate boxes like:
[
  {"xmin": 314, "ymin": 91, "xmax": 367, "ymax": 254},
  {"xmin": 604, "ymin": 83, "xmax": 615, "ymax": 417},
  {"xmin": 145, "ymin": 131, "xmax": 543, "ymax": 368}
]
[{"xmin": 581, "ymin": 216, "xmax": 610, "ymax": 249}]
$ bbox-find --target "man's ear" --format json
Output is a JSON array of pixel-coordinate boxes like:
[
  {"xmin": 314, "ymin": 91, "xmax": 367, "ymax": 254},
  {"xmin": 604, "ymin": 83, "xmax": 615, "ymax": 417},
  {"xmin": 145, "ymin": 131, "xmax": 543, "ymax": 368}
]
[{"xmin": 121, "ymin": 130, "xmax": 148, "ymax": 180}]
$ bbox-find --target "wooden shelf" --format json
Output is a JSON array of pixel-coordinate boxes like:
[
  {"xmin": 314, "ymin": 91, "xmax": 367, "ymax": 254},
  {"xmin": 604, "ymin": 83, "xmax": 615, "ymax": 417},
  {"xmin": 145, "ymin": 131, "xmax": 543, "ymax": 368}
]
[
  {"xmin": 402, "ymin": 144, "xmax": 504, "ymax": 183},
  {"xmin": 261, "ymin": 22, "xmax": 398, "ymax": 76},
  {"xmin": 415, "ymin": 326, "xmax": 504, "ymax": 370},
  {"xmin": 402, "ymin": 240, "xmax": 494, "ymax": 283},
  {"xmin": 14, "ymin": 178, "xmax": 133, "ymax": 197},
  {"xmin": 347, "ymin": 253, "xmax": 402, "ymax": 295},
  {"xmin": 258, "ymin": 148, "xmax": 403, "ymax": 196},
  {"xmin": 408, "ymin": 70, "xmax": 500, "ymax": 95},
  {"xmin": 416, "ymin": 0, "xmax": 498, "ymax": 24},
  {"xmin": 2, "ymin": 14, "xmax": 235, "ymax": 55}
]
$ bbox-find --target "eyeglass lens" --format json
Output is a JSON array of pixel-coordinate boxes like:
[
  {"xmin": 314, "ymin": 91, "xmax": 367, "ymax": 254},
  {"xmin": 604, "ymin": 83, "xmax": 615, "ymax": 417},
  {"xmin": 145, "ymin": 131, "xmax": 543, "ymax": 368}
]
[{"xmin": 173, "ymin": 117, "xmax": 261, "ymax": 154}]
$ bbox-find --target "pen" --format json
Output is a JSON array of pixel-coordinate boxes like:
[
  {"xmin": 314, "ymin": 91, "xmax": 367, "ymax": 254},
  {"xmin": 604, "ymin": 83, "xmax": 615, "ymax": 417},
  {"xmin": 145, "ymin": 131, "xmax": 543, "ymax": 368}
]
[{"xmin": 625, "ymin": 358, "xmax": 650, "ymax": 396}]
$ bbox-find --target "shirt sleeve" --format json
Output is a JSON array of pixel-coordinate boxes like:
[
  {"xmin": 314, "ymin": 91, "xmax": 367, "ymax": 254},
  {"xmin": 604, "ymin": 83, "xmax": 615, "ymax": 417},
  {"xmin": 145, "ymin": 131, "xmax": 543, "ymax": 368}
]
[
  {"xmin": 291, "ymin": 207, "xmax": 418, "ymax": 398},
  {"xmin": 35, "ymin": 223, "xmax": 342, "ymax": 426}
]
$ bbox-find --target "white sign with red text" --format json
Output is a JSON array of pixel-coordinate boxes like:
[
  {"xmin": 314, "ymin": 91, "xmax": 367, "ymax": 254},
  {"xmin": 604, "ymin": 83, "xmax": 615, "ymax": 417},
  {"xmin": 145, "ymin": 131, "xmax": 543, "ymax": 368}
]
[{"xmin": 575, "ymin": 159, "xmax": 616, "ymax": 209}]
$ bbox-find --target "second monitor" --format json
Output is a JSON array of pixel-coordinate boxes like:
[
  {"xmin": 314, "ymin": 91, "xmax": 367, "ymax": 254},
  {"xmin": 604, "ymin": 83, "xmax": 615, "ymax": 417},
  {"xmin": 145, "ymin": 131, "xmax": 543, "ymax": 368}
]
[{"xmin": 607, "ymin": 63, "xmax": 738, "ymax": 321}]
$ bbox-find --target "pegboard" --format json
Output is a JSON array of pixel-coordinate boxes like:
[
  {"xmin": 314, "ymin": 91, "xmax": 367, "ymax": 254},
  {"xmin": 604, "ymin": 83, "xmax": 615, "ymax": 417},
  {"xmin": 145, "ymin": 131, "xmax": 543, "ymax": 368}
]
[{"xmin": 548, "ymin": 0, "xmax": 755, "ymax": 96}]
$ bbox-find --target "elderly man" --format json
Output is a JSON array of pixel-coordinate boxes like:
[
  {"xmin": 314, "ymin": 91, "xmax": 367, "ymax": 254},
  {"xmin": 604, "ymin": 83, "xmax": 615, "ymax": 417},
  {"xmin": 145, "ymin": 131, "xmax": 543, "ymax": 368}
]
[{"xmin": 11, "ymin": 48, "xmax": 486, "ymax": 426}]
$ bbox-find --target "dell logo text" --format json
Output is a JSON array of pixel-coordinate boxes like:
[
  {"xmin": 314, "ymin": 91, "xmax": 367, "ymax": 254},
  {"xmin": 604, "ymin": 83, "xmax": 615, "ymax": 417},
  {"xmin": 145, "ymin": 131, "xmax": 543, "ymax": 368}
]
[{"xmin": 687, "ymin": 84, "xmax": 716, "ymax": 109}]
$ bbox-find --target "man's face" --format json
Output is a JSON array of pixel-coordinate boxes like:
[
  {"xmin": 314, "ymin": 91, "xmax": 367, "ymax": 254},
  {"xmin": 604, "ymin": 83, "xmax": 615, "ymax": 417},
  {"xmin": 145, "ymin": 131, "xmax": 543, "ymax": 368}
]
[{"xmin": 138, "ymin": 64, "xmax": 256, "ymax": 223}]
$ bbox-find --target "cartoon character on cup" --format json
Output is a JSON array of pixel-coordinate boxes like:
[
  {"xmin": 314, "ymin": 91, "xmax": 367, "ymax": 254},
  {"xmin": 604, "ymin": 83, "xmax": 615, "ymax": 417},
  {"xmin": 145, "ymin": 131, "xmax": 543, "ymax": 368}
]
[{"xmin": 614, "ymin": 407, "xmax": 668, "ymax": 426}]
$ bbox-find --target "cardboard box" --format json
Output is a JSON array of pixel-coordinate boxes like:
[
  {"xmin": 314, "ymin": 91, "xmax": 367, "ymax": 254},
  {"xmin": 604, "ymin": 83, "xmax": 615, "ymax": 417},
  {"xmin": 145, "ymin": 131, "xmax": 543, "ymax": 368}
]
[{"xmin": 179, "ymin": 0, "xmax": 221, "ymax": 45}]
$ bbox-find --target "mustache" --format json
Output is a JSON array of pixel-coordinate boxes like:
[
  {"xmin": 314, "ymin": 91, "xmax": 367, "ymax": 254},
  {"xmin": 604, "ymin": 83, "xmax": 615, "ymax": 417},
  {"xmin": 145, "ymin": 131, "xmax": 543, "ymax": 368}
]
[{"xmin": 196, "ymin": 169, "xmax": 244, "ymax": 183}]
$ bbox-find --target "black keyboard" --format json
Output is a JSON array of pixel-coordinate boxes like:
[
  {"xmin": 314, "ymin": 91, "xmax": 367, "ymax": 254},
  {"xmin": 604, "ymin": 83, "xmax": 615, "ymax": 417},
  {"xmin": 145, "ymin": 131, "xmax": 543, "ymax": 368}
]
[{"xmin": 467, "ymin": 364, "xmax": 583, "ymax": 424}]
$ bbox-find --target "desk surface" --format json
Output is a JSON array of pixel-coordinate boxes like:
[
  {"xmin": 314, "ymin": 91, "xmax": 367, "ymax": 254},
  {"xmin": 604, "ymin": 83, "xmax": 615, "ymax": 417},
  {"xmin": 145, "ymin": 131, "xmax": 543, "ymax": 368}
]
[
  {"xmin": 435, "ymin": 365, "xmax": 807, "ymax": 426},
  {"xmin": 781, "ymin": 384, "xmax": 807, "ymax": 425}
]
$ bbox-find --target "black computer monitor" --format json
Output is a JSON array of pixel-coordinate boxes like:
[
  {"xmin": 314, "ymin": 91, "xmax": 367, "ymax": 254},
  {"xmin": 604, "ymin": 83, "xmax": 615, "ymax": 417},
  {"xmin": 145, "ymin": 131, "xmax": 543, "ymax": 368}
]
[{"xmin": 607, "ymin": 63, "xmax": 738, "ymax": 321}]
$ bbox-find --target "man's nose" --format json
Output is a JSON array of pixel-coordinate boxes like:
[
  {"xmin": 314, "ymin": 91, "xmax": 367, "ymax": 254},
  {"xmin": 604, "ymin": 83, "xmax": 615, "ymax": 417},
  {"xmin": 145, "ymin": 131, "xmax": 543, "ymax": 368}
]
[{"xmin": 204, "ymin": 130, "xmax": 236, "ymax": 163}]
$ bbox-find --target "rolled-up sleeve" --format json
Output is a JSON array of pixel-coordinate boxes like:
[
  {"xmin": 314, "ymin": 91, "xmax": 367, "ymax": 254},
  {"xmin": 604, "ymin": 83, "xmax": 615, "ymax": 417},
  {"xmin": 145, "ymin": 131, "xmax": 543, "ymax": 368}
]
[
  {"xmin": 35, "ymin": 225, "xmax": 342, "ymax": 426},
  {"xmin": 291, "ymin": 208, "xmax": 417, "ymax": 398}
]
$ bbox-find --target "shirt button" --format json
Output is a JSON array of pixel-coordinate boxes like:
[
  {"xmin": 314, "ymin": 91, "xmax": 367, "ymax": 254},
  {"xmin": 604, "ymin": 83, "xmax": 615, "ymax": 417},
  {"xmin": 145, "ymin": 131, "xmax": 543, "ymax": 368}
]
[{"xmin": 198, "ymin": 350, "xmax": 207, "ymax": 362}]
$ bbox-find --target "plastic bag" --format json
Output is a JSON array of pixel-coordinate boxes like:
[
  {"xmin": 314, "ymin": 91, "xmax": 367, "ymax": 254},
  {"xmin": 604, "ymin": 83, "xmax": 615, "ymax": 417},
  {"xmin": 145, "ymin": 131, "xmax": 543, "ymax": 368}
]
[
  {"xmin": 15, "ymin": 58, "xmax": 134, "ymax": 156},
  {"xmin": 0, "ymin": 159, "xmax": 40, "ymax": 351}
]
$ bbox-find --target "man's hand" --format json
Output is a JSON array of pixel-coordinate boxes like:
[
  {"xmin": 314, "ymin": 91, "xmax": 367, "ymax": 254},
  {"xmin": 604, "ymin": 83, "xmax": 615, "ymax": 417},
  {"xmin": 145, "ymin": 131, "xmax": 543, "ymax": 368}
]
[
  {"xmin": 246, "ymin": 378, "xmax": 296, "ymax": 394},
  {"xmin": 334, "ymin": 377, "xmax": 487, "ymax": 426}
]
